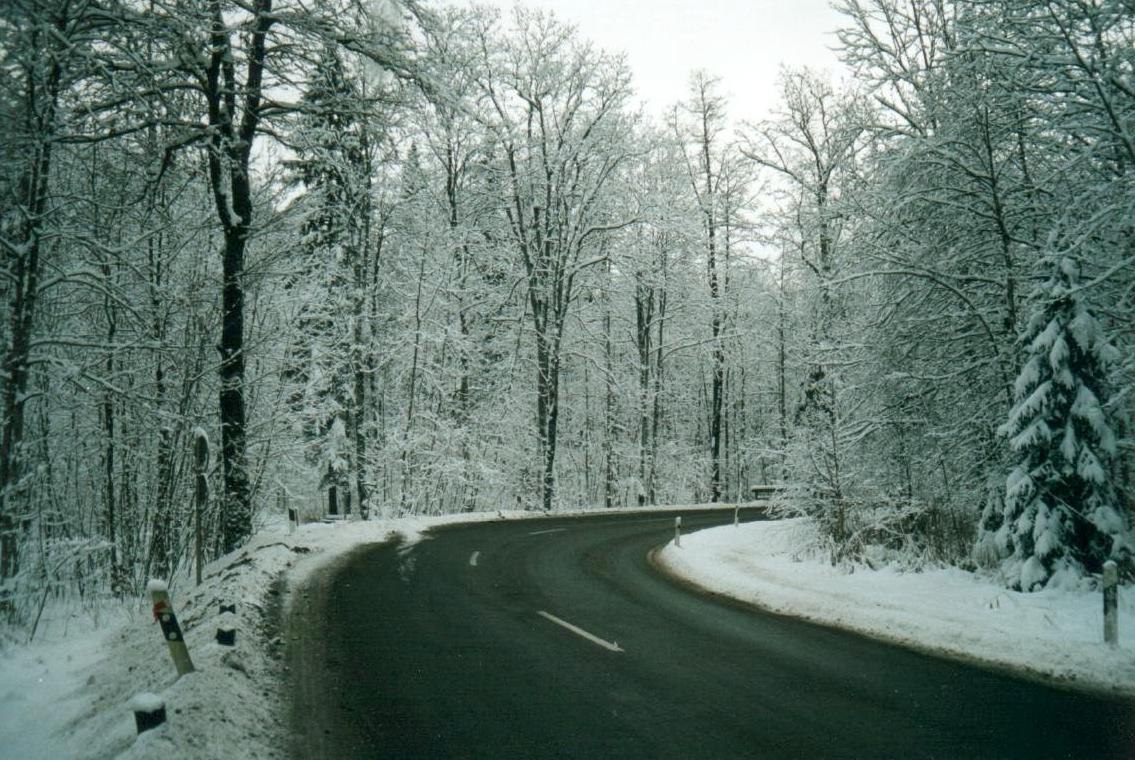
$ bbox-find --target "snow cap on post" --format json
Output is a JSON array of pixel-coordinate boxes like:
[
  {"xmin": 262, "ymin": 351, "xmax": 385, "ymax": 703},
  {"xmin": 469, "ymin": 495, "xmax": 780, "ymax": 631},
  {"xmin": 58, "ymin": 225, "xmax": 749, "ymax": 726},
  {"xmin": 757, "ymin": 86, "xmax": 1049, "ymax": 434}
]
[
  {"xmin": 129, "ymin": 692, "xmax": 166, "ymax": 713},
  {"xmin": 130, "ymin": 692, "xmax": 167, "ymax": 735}
]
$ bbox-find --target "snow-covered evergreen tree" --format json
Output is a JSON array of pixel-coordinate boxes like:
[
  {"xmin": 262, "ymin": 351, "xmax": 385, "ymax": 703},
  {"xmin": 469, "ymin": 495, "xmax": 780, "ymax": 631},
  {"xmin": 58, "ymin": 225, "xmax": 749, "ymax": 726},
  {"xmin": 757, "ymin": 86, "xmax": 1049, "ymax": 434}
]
[
  {"xmin": 279, "ymin": 44, "xmax": 387, "ymax": 517},
  {"xmin": 978, "ymin": 258, "xmax": 1130, "ymax": 590}
]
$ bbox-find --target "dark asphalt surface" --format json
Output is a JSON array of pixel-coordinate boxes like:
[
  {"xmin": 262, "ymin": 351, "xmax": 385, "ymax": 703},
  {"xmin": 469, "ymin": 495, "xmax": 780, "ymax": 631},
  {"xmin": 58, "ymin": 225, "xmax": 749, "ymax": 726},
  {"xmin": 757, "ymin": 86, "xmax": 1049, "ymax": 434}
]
[{"xmin": 287, "ymin": 509, "xmax": 1135, "ymax": 759}]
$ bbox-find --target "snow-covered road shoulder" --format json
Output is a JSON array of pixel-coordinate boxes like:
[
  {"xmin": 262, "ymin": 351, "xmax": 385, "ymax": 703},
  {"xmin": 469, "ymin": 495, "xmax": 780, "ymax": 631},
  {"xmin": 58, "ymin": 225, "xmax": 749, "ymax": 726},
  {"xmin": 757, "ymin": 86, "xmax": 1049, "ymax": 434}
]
[
  {"xmin": 0, "ymin": 513, "xmax": 493, "ymax": 759},
  {"xmin": 657, "ymin": 518, "xmax": 1135, "ymax": 698}
]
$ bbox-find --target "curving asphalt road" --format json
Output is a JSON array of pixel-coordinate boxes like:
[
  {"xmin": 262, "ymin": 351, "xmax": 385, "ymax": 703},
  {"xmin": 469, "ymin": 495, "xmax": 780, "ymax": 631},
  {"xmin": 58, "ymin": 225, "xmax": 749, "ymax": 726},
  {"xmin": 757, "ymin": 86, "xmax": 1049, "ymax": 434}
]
[{"xmin": 287, "ymin": 509, "xmax": 1135, "ymax": 759}]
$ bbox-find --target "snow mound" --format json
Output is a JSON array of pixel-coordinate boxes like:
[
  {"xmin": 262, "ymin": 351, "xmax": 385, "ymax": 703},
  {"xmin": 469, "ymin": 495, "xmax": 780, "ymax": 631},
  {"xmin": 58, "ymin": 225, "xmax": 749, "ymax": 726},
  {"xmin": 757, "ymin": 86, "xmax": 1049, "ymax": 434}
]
[{"xmin": 658, "ymin": 518, "xmax": 1135, "ymax": 697}]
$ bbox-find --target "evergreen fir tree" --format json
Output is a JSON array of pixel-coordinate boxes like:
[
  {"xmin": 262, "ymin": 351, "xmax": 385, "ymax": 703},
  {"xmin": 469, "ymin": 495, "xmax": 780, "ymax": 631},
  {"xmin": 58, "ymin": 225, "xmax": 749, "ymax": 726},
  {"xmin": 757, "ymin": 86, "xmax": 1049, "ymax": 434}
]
[
  {"xmin": 281, "ymin": 45, "xmax": 371, "ymax": 510},
  {"xmin": 978, "ymin": 258, "xmax": 1130, "ymax": 590}
]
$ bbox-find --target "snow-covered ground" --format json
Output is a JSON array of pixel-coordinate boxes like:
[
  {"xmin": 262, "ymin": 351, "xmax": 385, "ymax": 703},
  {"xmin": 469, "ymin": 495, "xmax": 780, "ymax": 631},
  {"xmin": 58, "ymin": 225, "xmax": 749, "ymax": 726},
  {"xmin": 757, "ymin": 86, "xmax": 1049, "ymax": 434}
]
[
  {"xmin": 0, "ymin": 510, "xmax": 517, "ymax": 759},
  {"xmin": 2, "ymin": 507, "xmax": 1131, "ymax": 759},
  {"xmin": 658, "ymin": 517, "xmax": 1135, "ymax": 697}
]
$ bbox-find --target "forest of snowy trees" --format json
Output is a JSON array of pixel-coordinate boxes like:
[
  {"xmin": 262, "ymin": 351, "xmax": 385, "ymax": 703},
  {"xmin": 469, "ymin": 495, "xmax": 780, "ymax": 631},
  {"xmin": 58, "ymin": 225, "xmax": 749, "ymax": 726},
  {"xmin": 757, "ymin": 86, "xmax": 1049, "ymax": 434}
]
[{"xmin": 1, "ymin": 0, "xmax": 1132, "ymax": 623}]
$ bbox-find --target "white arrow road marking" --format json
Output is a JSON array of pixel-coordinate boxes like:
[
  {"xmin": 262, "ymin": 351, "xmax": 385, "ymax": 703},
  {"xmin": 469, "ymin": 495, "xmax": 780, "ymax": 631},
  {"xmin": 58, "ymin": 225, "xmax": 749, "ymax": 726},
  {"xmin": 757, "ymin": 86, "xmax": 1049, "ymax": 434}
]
[
  {"xmin": 528, "ymin": 527, "xmax": 567, "ymax": 536},
  {"xmin": 469, "ymin": 551, "xmax": 480, "ymax": 567},
  {"xmin": 538, "ymin": 611, "xmax": 624, "ymax": 653}
]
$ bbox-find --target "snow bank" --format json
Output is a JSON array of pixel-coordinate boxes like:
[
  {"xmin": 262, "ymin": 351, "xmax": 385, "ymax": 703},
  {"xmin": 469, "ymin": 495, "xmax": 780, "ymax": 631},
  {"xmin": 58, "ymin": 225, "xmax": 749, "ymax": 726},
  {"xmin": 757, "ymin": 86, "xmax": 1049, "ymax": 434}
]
[
  {"xmin": 0, "ymin": 516, "xmax": 406, "ymax": 759},
  {"xmin": 658, "ymin": 518, "xmax": 1135, "ymax": 697}
]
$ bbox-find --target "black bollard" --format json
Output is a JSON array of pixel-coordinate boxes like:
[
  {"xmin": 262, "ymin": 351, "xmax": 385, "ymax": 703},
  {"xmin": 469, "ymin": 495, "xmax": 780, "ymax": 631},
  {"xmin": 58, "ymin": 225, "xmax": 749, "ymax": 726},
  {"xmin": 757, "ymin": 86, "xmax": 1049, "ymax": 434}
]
[{"xmin": 131, "ymin": 693, "xmax": 166, "ymax": 734}]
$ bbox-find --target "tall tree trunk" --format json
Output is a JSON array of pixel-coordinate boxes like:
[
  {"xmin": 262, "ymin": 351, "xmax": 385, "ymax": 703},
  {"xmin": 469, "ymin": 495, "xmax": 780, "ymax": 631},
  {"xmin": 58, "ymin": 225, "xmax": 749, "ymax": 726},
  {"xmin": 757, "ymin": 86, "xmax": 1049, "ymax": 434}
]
[
  {"xmin": 777, "ymin": 253, "xmax": 789, "ymax": 459},
  {"xmin": 445, "ymin": 142, "xmax": 475, "ymax": 511},
  {"xmin": 702, "ymin": 107, "xmax": 724, "ymax": 503},
  {"xmin": 1, "ymin": 12, "xmax": 65, "ymax": 581},
  {"xmin": 204, "ymin": 0, "xmax": 273, "ymax": 553},
  {"xmin": 367, "ymin": 228, "xmax": 386, "ymax": 513},
  {"xmin": 219, "ymin": 227, "xmax": 251, "ymax": 551},
  {"xmin": 120, "ymin": 395, "xmax": 140, "ymax": 582},
  {"xmin": 722, "ymin": 369, "xmax": 731, "ymax": 500},
  {"xmin": 649, "ymin": 278, "xmax": 667, "ymax": 505},
  {"xmin": 634, "ymin": 267, "xmax": 654, "ymax": 506},
  {"xmin": 351, "ymin": 329, "xmax": 370, "ymax": 519},
  {"xmin": 327, "ymin": 462, "xmax": 339, "ymax": 516},
  {"xmin": 350, "ymin": 140, "xmax": 374, "ymax": 520},
  {"xmin": 401, "ymin": 254, "xmax": 427, "ymax": 512},
  {"xmin": 737, "ymin": 366, "xmax": 748, "ymax": 499},
  {"xmin": 101, "ymin": 253, "xmax": 121, "ymax": 590},
  {"xmin": 709, "ymin": 314, "xmax": 724, "ymax": 501},
  {"xmin": 603, "ymin": 257, "xmax": 616, "ymax": 508},
  {"xmin": 148, "ymin": 186, "xmax": 174, "ymax": 580},
  {"xmin": 149, "ymin": 425, "xmax": 173, "ymax": 577},
  {"xmin": 530, "ymin": 291, "xmax": 566, "ymax": 514},
  {"xmin": 583, "ymin": 363, "xmax": 593, "ymax": 501},
  {"xmin": 534, "ymin": 320, "xmax": 561, "ymax": 512}
]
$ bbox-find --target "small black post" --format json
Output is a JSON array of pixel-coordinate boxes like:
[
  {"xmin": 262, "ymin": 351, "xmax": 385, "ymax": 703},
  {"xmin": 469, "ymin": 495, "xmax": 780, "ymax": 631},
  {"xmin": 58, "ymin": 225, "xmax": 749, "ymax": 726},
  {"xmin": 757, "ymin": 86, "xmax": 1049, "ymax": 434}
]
[
  {"xmin": 327, "ymin": 463, "xmax": 338, "ymax": 516},
  {"xmin": 131, "ymin": 693, "xmax": 166, "ymax": 734},
  {"xmin": 217, "ymin": 608, "xmax": 236, "ymax": 646}
]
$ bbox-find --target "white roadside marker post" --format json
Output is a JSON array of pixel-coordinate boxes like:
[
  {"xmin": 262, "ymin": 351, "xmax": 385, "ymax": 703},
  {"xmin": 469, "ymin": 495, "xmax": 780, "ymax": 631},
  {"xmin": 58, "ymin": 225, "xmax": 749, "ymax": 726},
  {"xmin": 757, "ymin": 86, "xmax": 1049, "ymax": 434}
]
[
  {"xmin": 1103, "ymin": 560, "xmax": 1118, "ymax": 647},
  {"xmin": 149, "ymin": 580, "xmax": 195, "ymax": 676},
  {"xmin": 674, "ymin": 516, "xmax": 682, "ymax": 547},
  {"xmin": 734, "ymin": 505, "xmax": 740, "ymax": 527}
]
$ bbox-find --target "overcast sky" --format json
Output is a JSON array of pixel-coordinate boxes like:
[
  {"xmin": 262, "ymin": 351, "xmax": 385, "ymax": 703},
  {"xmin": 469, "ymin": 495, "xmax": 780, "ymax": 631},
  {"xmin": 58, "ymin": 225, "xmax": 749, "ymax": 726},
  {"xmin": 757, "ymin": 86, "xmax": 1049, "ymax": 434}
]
[{"xmin": 458, "ymin": 0, "xmax": 848, "ymax": 125}]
